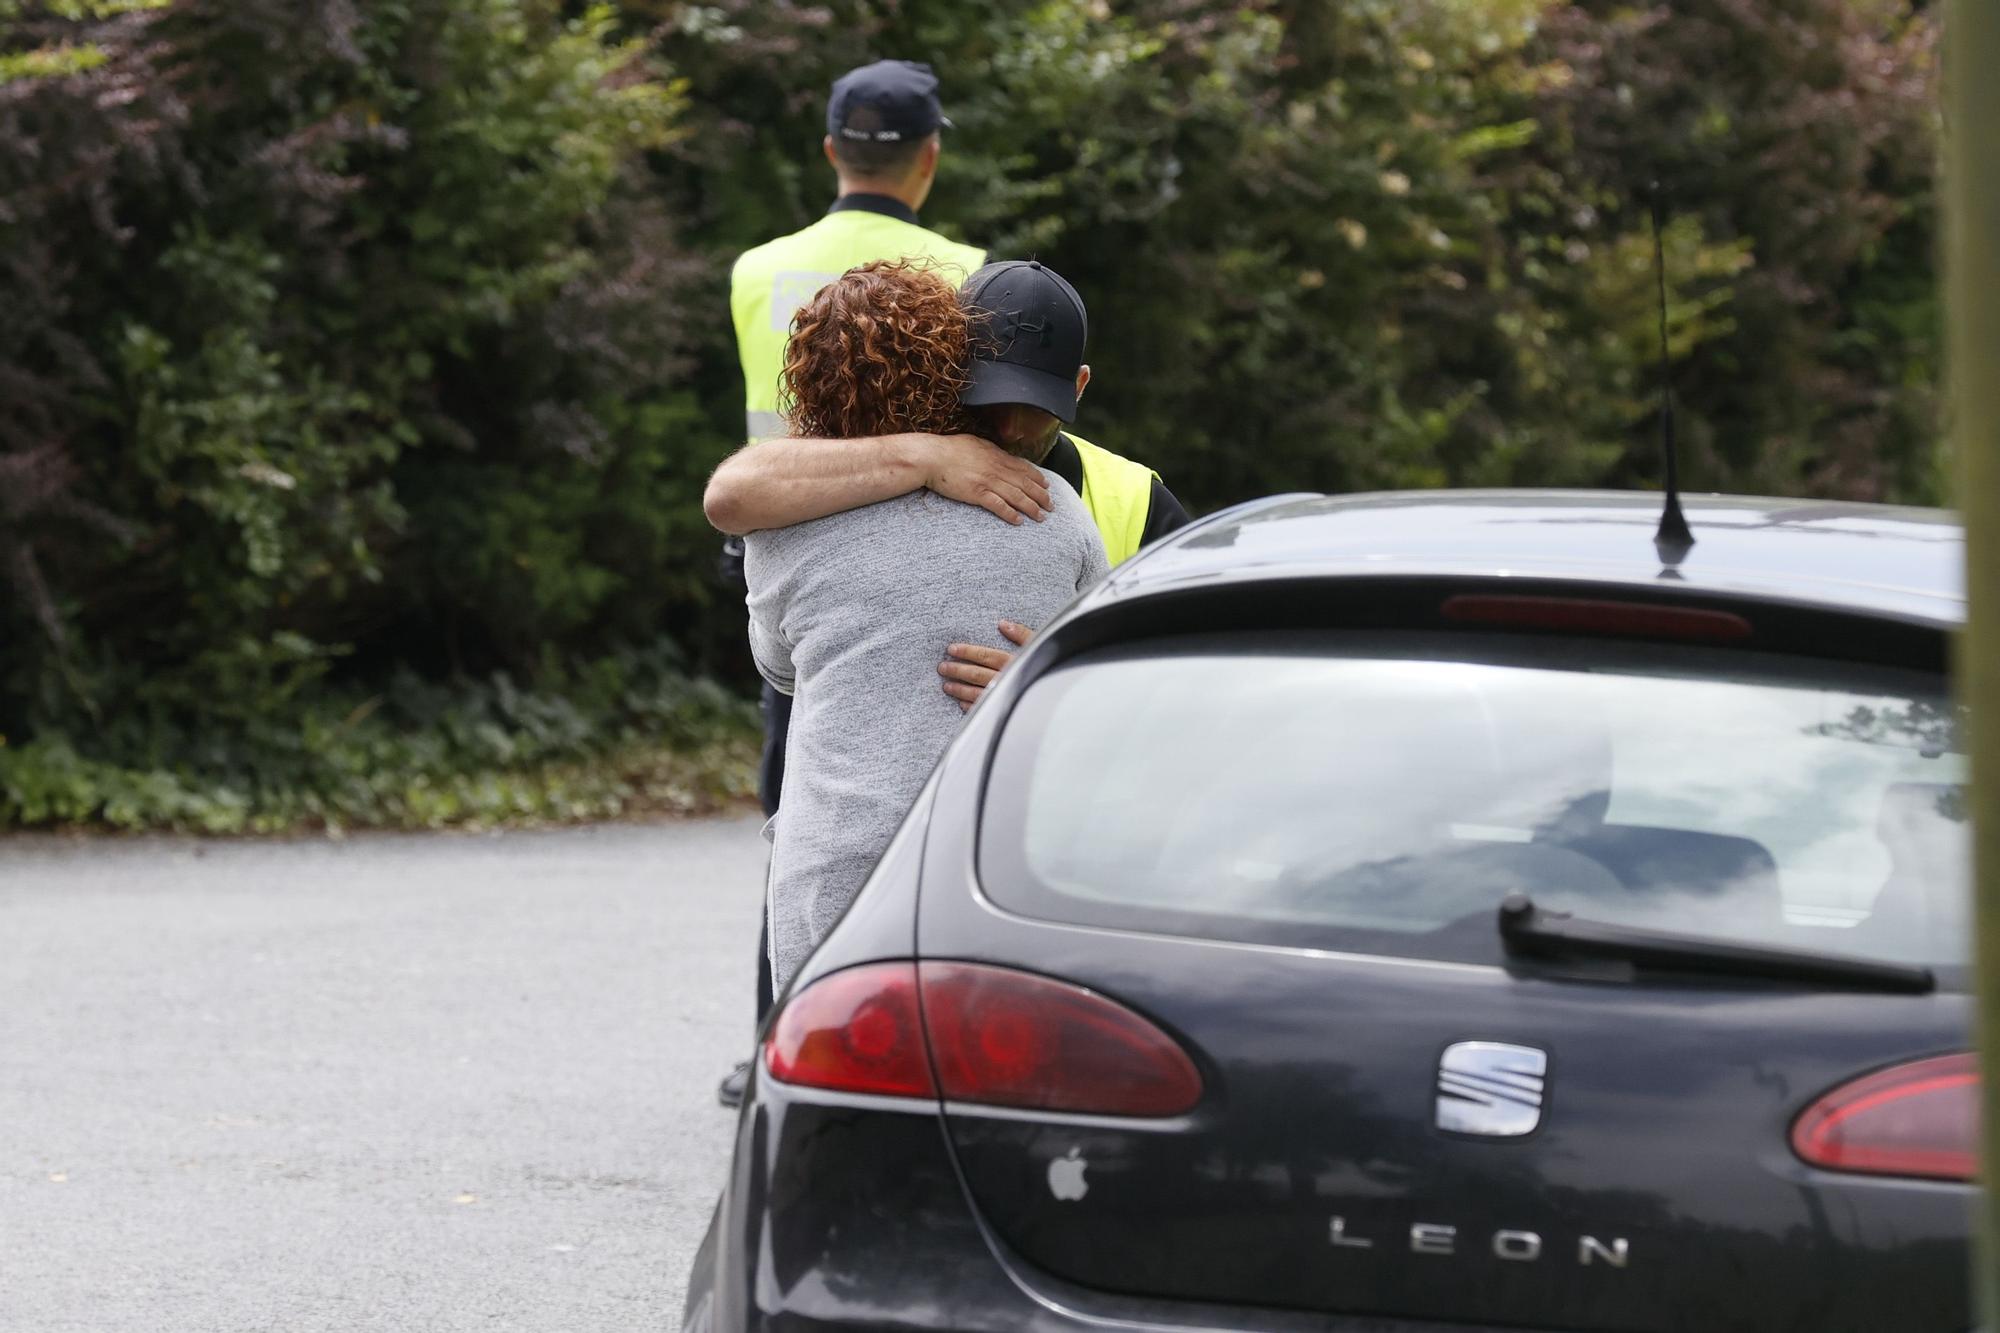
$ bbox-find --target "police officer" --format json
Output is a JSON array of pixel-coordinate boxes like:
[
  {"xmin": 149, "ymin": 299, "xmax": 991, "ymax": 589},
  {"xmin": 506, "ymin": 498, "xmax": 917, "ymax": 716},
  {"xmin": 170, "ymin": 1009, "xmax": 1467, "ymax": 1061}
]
[
  {"xmin": 723, "ymin": 59, "xmax": 988, "ymax": 824},
  {"xmin": 714, "ymin": 59, "xmax": 989, "ymax": 1108},
  {"xmin": 730, "ymin": 60, "xmax": 985, "ymax": 446}
]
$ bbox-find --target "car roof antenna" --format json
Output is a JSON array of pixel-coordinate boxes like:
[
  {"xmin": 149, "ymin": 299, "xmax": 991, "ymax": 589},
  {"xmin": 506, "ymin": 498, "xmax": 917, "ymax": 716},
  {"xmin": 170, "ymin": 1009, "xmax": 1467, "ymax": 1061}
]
[{"xmin": 1649, "ymin": 182, "xmax": 1695, "ymax": 568}]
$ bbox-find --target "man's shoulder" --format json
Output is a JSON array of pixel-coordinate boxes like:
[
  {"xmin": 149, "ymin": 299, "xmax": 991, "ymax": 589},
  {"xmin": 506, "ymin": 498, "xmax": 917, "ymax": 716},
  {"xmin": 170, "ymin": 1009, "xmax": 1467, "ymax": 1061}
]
[
  {"xmin": 757, "ymin": 486, "xmax": 1086, "ymax": 551},
  {"xmin": 733, "ymin": 217, "xmax": 982, "ymax": 292},
  {"xmin": 1037, "ymin": 465, "xmax": 1102, "ymax": 539},
  {"xmin": 747, "ymin": 490, "xmax": 933, "ymax": 546},
  {"xmin": 916, "ymin": 231, "xmax": 987, "ymax": 282},
  {"xmin": 1068, "ymin": 433, "xmax": 1161, "ymax": 483},
  {"xmin": 1062, "ymin": 434, "xmax": 1192, "ymax": 544},
  {"xmin": 1035, "ymin": 462, "xmax": 1087, "ymax": 511},
  {"xmin": 748, "ymin": 494, "xmax": 950, "ymax": 591},
  {"xmin": 815, "ymin": 208, "xmax": 983, "ymax": 274},
  {"xmin": 732, "ymin": 223, "xmax": 821, "ymax": 283},
  {"xmin": 914, "ymin": 228, "xmax": 986, "ymax": 268}
]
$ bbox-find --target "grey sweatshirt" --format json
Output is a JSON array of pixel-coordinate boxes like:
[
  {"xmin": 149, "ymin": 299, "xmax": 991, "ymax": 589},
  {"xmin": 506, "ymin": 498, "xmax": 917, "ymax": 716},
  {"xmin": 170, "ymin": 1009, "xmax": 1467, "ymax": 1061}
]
[{"xmin": 745, "ymin": 476, "xmax": 1108, "ymax": 991}]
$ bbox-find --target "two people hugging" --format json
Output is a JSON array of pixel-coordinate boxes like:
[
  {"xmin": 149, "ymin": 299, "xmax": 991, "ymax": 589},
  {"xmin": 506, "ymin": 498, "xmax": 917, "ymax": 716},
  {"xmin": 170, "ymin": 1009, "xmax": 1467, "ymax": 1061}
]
[{"xmin": 744, "ymin": 258, "xmax": 1107, "ymax": 992}]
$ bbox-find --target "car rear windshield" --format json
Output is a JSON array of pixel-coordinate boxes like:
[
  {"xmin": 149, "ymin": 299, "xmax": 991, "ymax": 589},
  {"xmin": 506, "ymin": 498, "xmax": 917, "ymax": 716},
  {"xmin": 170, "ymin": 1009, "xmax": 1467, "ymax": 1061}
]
[{"xmin": 979, "ymin": 632, "xmax": 1969, "ymax": 974}]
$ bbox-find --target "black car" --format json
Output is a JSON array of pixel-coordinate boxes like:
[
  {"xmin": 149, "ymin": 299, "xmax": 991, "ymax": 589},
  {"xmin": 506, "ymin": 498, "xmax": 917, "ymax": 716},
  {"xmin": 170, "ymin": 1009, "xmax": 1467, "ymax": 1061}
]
[{"xmin": 683, "ymin": 490, "xmax": 1974, "ymax": 1333}]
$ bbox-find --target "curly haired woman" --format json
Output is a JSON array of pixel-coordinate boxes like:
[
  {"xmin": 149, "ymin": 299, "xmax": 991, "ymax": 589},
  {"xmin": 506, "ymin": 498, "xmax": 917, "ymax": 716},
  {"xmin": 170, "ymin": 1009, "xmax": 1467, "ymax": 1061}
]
[{"xmin": 745, "ymin": 260, "xmax": 1107, "ymax": 993}]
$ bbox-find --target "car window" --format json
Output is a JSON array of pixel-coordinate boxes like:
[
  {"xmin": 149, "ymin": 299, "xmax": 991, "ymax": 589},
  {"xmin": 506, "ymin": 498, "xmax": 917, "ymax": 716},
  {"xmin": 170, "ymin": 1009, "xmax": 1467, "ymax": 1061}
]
[{"xmin": 978, "ymin": 632, "xmax": 1969, "ymax": 974}]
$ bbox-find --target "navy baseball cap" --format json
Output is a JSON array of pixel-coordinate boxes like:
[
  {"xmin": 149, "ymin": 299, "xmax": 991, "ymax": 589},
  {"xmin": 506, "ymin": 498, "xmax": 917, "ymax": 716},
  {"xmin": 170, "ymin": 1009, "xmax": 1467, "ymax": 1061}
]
[
  {"xmin": 960, "ymin": 260, "xmax": 1089, "ymax": 423},
  {"xmin": 827, "ymin": 60, "xmax": 949, "ymax": 146}
]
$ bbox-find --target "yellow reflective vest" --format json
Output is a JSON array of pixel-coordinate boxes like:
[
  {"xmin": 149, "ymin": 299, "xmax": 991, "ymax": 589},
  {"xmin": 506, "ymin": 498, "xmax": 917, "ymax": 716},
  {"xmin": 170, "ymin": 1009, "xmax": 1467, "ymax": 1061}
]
[
  {"xmin": 1066, "ymin": 433, "xmax": 1159, "ymax": 567},
  {"xmin": 730, "ymin": 202, "xmax": 985, "ymax": 441}
]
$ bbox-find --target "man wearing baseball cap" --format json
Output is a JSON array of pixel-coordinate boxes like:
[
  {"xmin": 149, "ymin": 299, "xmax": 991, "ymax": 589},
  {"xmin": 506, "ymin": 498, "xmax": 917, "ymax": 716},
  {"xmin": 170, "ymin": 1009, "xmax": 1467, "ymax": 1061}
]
[
  {"xmin": 933, "ymin": 259, "xmax": 1192, "ymax": 703},
  {"xmin": 956, "ymin": 259, "xmax": 1188, "ymax": 564}
]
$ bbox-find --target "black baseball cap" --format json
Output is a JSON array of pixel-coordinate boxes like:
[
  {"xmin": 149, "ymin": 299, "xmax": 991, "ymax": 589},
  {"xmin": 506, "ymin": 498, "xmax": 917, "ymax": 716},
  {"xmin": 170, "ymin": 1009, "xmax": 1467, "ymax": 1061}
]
[
  {"xmin": 959, "ymin": 260, "xmax": 1089, "ymax": 423},
  {"xmin": 827, "ymin": 60, "xmax": 949, "ymax": 146}
]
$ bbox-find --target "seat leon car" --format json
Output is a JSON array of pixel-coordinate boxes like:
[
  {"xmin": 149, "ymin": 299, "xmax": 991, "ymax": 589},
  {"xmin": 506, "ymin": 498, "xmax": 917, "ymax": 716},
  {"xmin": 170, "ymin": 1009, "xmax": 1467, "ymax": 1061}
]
[{"xmin": 682, "ymin": 490, "xmax": 1974, "ymax": 1333}]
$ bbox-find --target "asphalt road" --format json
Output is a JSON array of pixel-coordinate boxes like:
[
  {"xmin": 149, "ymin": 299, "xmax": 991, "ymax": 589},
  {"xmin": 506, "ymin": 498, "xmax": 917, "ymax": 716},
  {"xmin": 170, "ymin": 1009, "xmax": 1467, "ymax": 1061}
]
[{"xmin": 0, "ymin": 818, "xmax": 768, "ymax": 1333}]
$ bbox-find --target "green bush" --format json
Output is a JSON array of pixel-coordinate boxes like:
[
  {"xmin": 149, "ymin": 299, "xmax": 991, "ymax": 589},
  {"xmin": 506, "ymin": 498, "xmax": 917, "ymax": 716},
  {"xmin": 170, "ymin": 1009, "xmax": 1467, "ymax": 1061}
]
[
  {"xmin": 0, "ymin": 0, "xmax": 1945, "ymax": 831},
  {"xmin": 2, "ymin": 0, "xmax": 744, "ymax": 828},
  {"xmin": 0, "ymin": 640, "xmax": 756, "ymax": 832}
]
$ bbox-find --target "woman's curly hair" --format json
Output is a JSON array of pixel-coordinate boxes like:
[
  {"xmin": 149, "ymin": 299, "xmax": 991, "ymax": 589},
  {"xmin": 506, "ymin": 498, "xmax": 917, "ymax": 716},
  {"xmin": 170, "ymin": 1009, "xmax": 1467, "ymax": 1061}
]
[{"xmin": 780, "ymin": 260, "xmax": 974, "ymax": 439}]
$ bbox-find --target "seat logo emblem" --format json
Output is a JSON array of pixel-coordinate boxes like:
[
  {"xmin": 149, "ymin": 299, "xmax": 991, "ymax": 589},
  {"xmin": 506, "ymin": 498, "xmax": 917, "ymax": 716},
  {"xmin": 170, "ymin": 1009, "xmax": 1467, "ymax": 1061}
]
[{"xmin": 1436, "ymin": 1041, "xmax": 1547, "ymax": 1137}]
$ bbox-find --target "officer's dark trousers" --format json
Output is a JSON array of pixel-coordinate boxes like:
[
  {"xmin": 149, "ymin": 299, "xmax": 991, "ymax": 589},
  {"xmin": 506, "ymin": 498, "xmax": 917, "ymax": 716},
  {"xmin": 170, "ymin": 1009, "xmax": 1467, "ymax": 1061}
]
[
  {"xmin": 755, "ymin": 917, "xmax": 774, "ymax": 1027},
  {"xmin": 755, "ymin": 681, "xmax": 791, "ymax": 1026}
]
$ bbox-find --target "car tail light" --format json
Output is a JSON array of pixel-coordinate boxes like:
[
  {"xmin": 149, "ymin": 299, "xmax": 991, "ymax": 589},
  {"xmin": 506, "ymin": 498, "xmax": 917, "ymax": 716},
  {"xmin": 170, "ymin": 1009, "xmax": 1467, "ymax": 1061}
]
[
  {"xmin": 764, "ymin": 962, "xmax": 935, "ymax": 1099},
  {"xmin": 919, "ymin": 962, "xmax": 1202, "ymax": 1117},
  {"xmin": 1791, "ymin": 1053, "xmax": 1978, "ymax": 1182},
  {"xmin": 1442, "ymin": 594, "xmax": 1753, "ymax": 642},
  {"xmin": 764, "ymin": 961, "xmax": 1204, "ymax": 1117}
]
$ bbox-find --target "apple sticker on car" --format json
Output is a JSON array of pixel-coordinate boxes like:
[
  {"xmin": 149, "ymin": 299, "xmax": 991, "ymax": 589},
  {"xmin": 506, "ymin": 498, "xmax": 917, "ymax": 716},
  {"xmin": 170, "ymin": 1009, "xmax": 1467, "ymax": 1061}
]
[{"xmin": 1047, "ymin": 1147, "xmax": 1089, "ymax": 1202}]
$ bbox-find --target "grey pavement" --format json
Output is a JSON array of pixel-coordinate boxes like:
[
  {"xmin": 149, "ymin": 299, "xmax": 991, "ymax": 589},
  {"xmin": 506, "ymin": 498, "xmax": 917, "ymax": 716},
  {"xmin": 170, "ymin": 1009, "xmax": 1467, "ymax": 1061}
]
[{"xmin": 0, "ymin": 818, "xmax": 769, "ymax": 1333}]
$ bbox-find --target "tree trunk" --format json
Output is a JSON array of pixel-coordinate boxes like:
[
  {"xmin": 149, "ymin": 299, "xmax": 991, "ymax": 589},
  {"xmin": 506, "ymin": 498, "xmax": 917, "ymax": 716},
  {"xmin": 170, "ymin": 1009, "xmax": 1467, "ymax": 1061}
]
[{"xmin": 1947, "ymin": 0, "xmax": 2000, "ymax": 1317}]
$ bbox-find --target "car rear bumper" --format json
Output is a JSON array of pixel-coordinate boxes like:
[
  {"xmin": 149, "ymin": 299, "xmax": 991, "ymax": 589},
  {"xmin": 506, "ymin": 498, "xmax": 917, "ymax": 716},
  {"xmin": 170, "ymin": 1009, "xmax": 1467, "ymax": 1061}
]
[{"xmin": 682, "ymin": 1083, "xmax": 1552, "ymax": 1333}]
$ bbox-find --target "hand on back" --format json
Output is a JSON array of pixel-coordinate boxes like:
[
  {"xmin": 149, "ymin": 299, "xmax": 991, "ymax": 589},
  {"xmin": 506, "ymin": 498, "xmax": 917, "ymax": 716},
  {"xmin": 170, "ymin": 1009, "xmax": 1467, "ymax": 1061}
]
[{"xmin": 939, "ymin": 619, "xmax": 1034, "ymax": 712}]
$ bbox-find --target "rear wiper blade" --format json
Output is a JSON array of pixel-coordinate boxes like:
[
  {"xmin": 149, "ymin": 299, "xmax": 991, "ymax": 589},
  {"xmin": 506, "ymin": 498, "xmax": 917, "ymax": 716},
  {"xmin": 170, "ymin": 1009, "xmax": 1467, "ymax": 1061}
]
[{"xmin": 1498, "ymin": 894, "xmax": 1935, "ymax": 994}]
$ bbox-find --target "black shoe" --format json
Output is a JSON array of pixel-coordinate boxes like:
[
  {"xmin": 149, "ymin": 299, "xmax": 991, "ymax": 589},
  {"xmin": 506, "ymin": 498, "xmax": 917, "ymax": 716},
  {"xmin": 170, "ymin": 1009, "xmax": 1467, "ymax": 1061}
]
[{"xmin": 717, "ymin": 1060, "xmax": 751, "ymax": 1109}]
